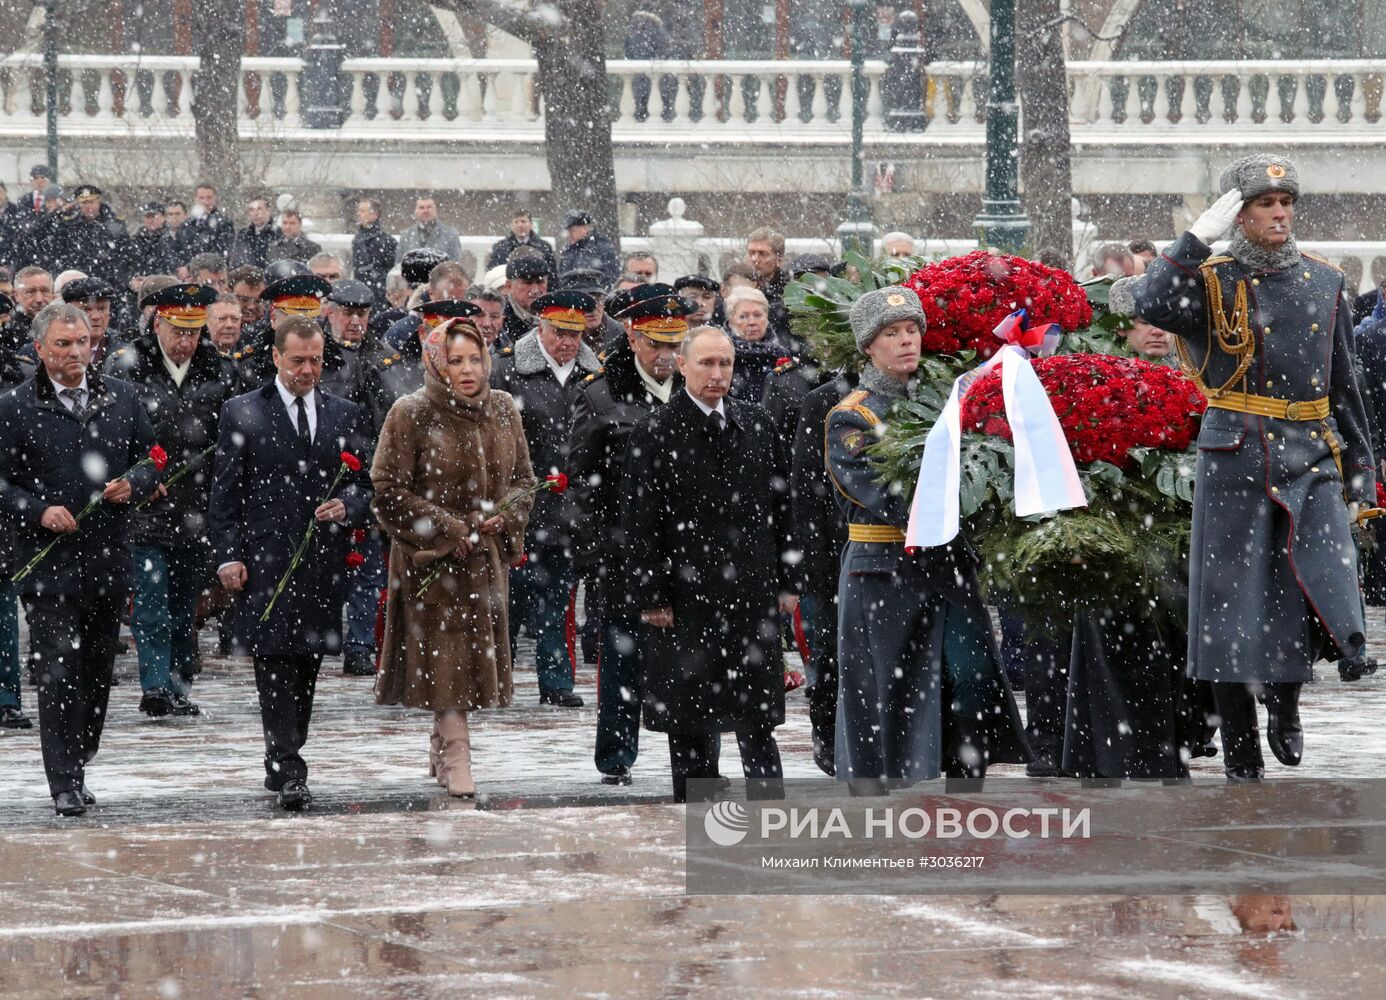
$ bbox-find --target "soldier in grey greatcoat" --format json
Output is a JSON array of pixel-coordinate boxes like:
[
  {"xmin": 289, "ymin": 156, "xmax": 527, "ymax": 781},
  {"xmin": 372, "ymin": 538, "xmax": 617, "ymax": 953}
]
[
  {"xmin": 824, "ymin": 287, "xmax": 1029, "ymax": 796},
  {"xmin": 1133, "ymin": 153, "xmax": 1376, "ymax": 783}
]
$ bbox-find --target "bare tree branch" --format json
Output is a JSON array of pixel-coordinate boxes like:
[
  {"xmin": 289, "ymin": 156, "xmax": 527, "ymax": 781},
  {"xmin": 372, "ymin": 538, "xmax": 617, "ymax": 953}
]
[{"xmin": 429, "ymin": 0, "xmax": 565, "ymax": 47}]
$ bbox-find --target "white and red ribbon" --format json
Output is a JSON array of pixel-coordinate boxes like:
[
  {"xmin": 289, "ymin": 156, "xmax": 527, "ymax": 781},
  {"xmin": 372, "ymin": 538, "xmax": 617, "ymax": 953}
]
[{"xmin": 905, "ymin": 309, "xmax": 1087, "ymax": 549}]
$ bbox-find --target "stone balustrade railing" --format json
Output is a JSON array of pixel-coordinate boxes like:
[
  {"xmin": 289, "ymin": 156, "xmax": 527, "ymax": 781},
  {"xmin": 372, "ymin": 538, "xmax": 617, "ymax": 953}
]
[{"xmin": 3, "ymin": 54, "xmax": 1383, "ymax": 140}]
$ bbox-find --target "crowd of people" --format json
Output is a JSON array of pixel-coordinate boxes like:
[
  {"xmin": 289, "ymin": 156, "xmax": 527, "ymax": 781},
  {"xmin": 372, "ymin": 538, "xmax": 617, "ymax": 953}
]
[{"xmin": 0, "ymin": 153, "xmax": 1375, "ymax": 816}]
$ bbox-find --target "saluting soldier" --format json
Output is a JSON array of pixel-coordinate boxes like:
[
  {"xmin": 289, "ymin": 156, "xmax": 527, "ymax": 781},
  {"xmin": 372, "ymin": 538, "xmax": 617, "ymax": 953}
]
[
  {"xmin": 568, "ymin": 283, "xmax": 693, "ymax": 784},
  {"xmin": 1134, "ymin": 154, "xmax": 1376, "ymax": 782},
  {"xmin": 824, "ymin": 287, "xmax": 1029, "ymax": 795}
]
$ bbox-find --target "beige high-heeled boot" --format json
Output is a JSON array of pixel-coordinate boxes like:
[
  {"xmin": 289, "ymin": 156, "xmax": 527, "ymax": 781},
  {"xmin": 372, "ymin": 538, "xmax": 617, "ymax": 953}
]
[
  {"xmin": 434, "ymin": 709, "xmax": 475, "ymax": 798},
  {"xmin": 428, "ymin": 719, "xmax": 443, "ymax": 783}
]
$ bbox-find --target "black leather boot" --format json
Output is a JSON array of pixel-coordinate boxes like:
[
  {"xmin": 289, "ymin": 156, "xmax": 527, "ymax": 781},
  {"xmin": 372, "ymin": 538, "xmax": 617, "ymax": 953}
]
[
  {"xmin": 1263, "ymin": 682, "xmax": 1303, "ymax": 767},
  {"xmin": 1212, "ymin": 682, "xmax": 1264, "ymax": 783}
]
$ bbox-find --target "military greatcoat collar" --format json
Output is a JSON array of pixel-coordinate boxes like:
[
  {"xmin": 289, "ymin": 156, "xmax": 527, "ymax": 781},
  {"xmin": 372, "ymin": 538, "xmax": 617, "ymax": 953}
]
[{"xmin": 511, "ymin": 329, "xmax": 600, "ymax": 378}]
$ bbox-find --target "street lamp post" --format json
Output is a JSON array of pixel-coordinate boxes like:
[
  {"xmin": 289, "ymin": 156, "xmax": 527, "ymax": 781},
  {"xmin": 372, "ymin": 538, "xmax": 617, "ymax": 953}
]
[
  {"xmin": 971, "ymin": 0, "xmax": 1030, "ymax": 253},
  {"xmin": 42, "ymin": 0, "xmax": 60, "ymax": 176},
  {"xmin": 835, "ymin": 0, "xmax": 874, "ymax": 256}
]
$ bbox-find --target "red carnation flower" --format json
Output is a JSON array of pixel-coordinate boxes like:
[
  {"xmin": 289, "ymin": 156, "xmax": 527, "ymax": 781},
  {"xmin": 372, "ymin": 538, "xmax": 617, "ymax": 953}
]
[
  {"xmin": 352, "ymin": 528, "xmax": 367, "ymax": 545},
  {"xmin": 345, "ymin": 551, "xmax": 366, "ymax": 569},
  {"xmin": 960, "ymin": 355, "xmax": 1206, "ymax": 468},
  {"xmin": 546, "ymin": 473, "xmax": 569, "ymax": 494},
  {"xmin": 784, "ymin": 669, "xmax": 806, "ymax": 693},
  {"xmin": 901, "ymin": 252, "xmax": 1093, "ymax": 359},
  {"xmin": 149, "ymin": 444, "xmax": 169, "ymax": 471},
  {"xmin": 1377, "ymin": 482, "xmax": 1386, "ymax": 508},
  {"xmin": 776, "ymin": 356, "xmax": 791, "ymax": 366},
  {"xmin": 340, "ymin": 451, "xmax": 362, "ymax": 472}
]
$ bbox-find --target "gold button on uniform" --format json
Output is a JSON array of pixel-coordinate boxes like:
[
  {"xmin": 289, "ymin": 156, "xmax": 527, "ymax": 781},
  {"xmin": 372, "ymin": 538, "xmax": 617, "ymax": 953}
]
[
  {"xmin": 1311, "ymin": 377, "xmax": 1320, "ymax": 387},
  {"xmin": 1304, "ymin": 271, "xmax": 1312, "ymax": 279},
  {"xmin": 1266, "ymin": 380, "xmax": 1274, "ymax": 388},
  {"xmin": 1311, "ymin": 431, "xmax": 1319, "ymax": 439},
  {"xmin": 1252, "ymin": 278, "xmax": 1261, "ymax": 286},
  {"xmin": 1312, "ymin": 467, "xmax": 1320, "ymax": 473},
  {"xmin": 1271, "ymin": 486, "xmax": 1280, "ymax": 493},
  {"xmin": 1263, "ymin": 326, "xmax": 1272, "ymax": 334},
  {"xmin": 1311, "ymin": 323, "xmax": 1319, "ymax": 331},
  {"xmin": 1267, "ymin": 432, "xmax": 1276, "ymax": 440}
]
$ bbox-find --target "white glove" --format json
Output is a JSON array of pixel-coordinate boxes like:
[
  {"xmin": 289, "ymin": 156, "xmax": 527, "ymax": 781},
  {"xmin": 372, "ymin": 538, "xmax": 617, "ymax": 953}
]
[{"xmin": 1189, "ymin": 189, "xmax": 1244, "ymax": 245}]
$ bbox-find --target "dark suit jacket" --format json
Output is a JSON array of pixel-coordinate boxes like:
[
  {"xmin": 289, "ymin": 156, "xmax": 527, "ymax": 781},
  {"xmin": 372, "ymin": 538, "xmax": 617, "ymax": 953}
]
[
  {"xmin": 0, "ymin": 367, "xmax": 158, "ymax": 595},
  {"xmin": 208, "ymin": 382, "xmax": 373, "ymax": 655}
]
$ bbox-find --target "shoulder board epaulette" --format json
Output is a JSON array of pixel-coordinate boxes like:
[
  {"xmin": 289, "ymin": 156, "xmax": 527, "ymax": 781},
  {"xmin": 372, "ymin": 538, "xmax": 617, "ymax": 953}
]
[
  {"xmin": 1201, "ymin": 254, "xmax": 1235, "ymax": 266},
  {"xmin": 501, "ymin": 346, "xmax": 513, "ymax": 356},
  {"xmin": 833, "ymin": 388, "xmax": 880, "ymax": 427},
  {"xmin": 774, "ymin": 359, "xmax": 797, "ymax": 375},
  {"xmin": 114, "ymin": 347, "xmax": 131, "ymax": 359},
  {"xmin": 1301, "ymin": 250, "xmax": 1342, "ymax": 272},
  {"xmin": 381, "ymin": 353, "xmax": 400, "ymax": 367}
]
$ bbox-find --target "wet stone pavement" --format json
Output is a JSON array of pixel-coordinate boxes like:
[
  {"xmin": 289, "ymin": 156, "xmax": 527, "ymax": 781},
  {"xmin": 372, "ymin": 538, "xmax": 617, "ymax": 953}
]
[{"xmin": 3, "ymin": 609, "xmax": 1386, "ymax": 997}]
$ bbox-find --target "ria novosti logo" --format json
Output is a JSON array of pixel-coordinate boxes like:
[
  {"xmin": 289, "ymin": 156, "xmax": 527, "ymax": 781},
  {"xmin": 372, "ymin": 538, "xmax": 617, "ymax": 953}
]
[{"xmin": 703, "ymin": 801, "xmax": 751, "ymax": 846}]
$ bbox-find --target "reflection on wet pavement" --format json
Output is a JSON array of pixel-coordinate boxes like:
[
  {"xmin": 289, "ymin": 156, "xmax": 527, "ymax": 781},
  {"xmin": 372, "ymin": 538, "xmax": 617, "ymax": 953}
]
[{"xmin": 1, "ymin": 619, "xmax": 1385, "ymax": 996}]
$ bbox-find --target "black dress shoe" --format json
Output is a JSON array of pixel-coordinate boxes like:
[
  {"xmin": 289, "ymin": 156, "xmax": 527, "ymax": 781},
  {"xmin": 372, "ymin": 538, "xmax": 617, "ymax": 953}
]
[
  {"xmin": 539, "ymin": 689, "xmax": 584, "ymax": 708},
  {"xmin": 53, "ymin": 791, "xmax": 86, "ymax": 817},
  {"xmin": 945, "ymin": 776, "xmax": 986, "ymax": 793},
  {"xmin": 0, "ymin": 705, "xmax": 33, "ymax": 729},
  {"xmin": 1265, "ymin": 715, "xmax": 1303, "ymax": 767},
  {"xmin": 1340, "ymin": 655, "xmax": 1378, "ymax": 682},
  {"xmin": 1025, "ymin": 752, "xmax": 1064, "ymax": 778},
  {"xmin": 343, "ymin": 649, "xmax": 376, "ymax": 676},
  {"xmin": 109, "ymin": 673, "xmax": 121, "ymax": 686},
  {"xmin": 278, "ymin": 779, "xmax": 313, "ymax": 811},
  {"xmin": 600, "ymin": 770, "xmax": 632, "ymax": 786},
  {"xmin": 812, "ymin": 737, "xmax": 836, "ymax": 777},
  {"xmin": 79, "ymin": 784, "xmax": 96, "ymax": 805},
  {"xmin": 139, "ymin": 689, "xmax": 174, "ymax": 717},
  {"xmin": 1225, "ymin": 765, "xmax": 1265, "ymax": 784},
  {"xmin": 1189, "ymin": 740, "xmax": 1219, "ymax": 759},
  {"xmin": 169, "ymin": 694, "xmax": 201, "ymax": 717}
]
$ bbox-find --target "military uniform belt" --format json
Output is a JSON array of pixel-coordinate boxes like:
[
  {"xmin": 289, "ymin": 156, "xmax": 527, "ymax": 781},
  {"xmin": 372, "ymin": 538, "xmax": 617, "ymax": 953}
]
[
  {"xmin": 1205, "ymin": 392, "xmax": 1330, "ymax": 421},
  {"xmin": 848, "ymin": 524, "xmax": 907, "ymax": 544}
]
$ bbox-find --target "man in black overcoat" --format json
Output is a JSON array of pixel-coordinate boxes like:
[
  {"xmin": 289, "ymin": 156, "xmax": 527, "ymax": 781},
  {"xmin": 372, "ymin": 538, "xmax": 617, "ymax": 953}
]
[
  {"xmin": 208, "ymin": 317, "xmax": 373, "ymax": 810},
  {"xmin": 622, "ymin": 325, "xmax": 798, "ymax": 802},
  {"xmin": 0, "ymin": 301, "xmax": 160, "ymax": 816},
  {"xmin": 568, "ymin": 287, "xmax": 691, "ymax": 784},
  {"xmin": 104, "ymin": 283, "xmax": 238, "ymax": 718}
]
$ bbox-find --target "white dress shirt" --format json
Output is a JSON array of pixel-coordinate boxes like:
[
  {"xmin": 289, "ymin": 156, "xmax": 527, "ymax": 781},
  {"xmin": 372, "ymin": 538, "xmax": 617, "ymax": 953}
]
[
  {"xmin": 684, "ymin": 387, "xmax": 726, "ymax": 420},
  {"xmin": 56, "ymin": 375, "xmax": 91, "ymax": 413},
  {"xmin": 276, "ymin": 377, "xmax": 318, "ymax": 443}
]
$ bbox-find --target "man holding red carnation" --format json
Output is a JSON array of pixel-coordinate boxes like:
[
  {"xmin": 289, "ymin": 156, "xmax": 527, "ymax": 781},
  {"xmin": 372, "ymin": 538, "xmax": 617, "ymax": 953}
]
[
  {"xmin": 0, "ymin": 300, "xmax": 161, "ymax": 817},
  {"xmin": 1131, "ymin": 153, "xmax": 1377, "ymax": 783},
  {"xmin": 209, "ymin": 316, "xmax": 373, "ymax": 811}
]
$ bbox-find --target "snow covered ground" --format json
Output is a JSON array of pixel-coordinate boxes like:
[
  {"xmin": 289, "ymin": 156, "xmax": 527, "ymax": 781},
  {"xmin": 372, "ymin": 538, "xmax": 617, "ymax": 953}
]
[{"xmin": 2, "ymin": 612, "xmax": 1386, "ymax": 997}]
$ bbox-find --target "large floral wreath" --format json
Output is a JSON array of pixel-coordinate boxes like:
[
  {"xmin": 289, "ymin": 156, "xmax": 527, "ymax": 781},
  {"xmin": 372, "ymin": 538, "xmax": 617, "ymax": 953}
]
[{"xmin": 786, "ymin": 251, "xmax": 1201, "ymax": 628}]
